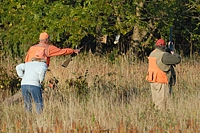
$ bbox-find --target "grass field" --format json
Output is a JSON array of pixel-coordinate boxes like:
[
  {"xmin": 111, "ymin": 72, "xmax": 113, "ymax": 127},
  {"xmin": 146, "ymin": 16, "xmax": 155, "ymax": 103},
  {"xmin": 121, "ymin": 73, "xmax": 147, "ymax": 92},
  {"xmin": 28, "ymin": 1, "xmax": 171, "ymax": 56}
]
[{"xmin": 0, "ymin": 54, "xmax": 200, "ymax": 132}]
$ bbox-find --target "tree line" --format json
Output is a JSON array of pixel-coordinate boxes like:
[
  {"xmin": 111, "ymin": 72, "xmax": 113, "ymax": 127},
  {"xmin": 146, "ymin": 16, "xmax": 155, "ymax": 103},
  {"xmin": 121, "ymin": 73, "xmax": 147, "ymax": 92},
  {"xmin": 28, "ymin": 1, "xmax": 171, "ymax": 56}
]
[{"xmin": 0, "ymin": 0, "xmax": 199, "ymax": 59}]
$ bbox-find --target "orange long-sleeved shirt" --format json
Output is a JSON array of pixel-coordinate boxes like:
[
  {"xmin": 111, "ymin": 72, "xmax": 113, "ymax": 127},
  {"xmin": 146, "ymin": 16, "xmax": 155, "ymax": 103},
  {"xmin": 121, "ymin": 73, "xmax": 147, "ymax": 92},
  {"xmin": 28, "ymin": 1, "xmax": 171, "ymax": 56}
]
[
  {"xmin": 48, "ymin": 45, "xmax": 74, "ymax": 56},
  {"xmin": 25, "ymin": 43, "xmax": 75, "ymax": 66}
]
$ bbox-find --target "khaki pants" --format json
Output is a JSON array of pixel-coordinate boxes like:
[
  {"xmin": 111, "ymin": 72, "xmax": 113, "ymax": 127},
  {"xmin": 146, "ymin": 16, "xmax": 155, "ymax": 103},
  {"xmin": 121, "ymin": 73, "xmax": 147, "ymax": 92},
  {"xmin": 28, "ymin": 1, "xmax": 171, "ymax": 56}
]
[{"xmin": 150, "ymin": 83, "xmax": 169, "ymax": 111}]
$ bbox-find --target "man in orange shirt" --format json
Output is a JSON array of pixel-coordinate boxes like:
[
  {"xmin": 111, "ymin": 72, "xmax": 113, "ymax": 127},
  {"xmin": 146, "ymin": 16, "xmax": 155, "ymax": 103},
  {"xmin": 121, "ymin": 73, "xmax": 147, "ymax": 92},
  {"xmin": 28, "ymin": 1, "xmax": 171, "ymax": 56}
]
[{"xmin": 25, "ymin": 32, "xmax": 80, "ymax": 66}]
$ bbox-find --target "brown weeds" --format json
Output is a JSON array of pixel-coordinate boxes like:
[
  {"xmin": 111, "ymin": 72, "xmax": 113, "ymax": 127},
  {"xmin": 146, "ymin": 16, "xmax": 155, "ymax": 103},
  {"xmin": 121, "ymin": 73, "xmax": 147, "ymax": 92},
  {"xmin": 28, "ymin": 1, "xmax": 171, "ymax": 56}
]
[
  {"xmin": 1, "ymin": 119, "xmax": 200, "ymax": 133},
  {"xmin": 1, "ymin": 56, "xmax": 200, "ymax": 132}
]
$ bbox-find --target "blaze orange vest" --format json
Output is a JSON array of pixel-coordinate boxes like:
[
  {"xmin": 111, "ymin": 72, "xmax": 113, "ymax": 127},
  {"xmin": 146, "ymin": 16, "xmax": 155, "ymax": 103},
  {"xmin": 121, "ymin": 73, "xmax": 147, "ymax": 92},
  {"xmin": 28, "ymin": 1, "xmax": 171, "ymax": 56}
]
[
  {"xmin": 146, "ymin": 57, "xmax": 168, "ymax": 84},
  {"xmin": 25, "ymin": 43, "xmax": 50, "ymax": 66}
]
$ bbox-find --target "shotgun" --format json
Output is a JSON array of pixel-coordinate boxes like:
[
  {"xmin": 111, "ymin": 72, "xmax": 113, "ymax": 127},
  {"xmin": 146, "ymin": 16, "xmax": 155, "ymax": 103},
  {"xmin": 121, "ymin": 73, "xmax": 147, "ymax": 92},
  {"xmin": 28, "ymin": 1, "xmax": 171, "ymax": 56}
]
[
  {"xmin": 62, "ymin": 39, "xmax": 92, "ymax": 68},
  {"xmin": 168, "ymin": 26, "xmax": 176, "ymax": 94},
  {"xmin": 62, "ymin": 52, "xmax": 79, "ymax": 68}
]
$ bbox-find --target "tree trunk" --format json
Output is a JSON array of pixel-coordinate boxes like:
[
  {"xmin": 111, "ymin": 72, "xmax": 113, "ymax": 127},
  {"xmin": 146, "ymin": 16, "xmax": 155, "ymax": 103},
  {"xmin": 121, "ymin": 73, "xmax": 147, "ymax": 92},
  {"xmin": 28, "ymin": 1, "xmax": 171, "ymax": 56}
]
[
  {"xmin": 130, "ymin": 1, "xmax": 148, "ymax": 61},
  {"xmin": 131, "ymin": 2, "xmax": 145, "ymax": 46},
  {"xmin": 190, "ymin": 34, "xmax": 193, "ymax": 57},
  {"xmin": 95, "ymin": 16, "xmax": 104, "ymax": 55}
]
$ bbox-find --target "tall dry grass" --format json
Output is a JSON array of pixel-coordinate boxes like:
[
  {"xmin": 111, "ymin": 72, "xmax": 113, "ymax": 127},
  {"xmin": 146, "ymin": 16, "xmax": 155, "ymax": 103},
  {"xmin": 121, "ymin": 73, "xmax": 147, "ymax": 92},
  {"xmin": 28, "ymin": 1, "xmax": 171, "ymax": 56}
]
[{"xmin": 1, "ymin": 54, "xmax": 200, "ymax": 132}]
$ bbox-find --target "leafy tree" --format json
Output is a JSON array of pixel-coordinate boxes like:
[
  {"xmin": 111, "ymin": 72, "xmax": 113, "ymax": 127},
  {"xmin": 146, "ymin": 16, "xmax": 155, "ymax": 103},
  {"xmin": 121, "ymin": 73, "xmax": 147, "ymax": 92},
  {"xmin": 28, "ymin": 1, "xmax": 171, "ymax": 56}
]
[{"xmin": 0, "ymin": 0, "xmax": 199, "ymax": 58}]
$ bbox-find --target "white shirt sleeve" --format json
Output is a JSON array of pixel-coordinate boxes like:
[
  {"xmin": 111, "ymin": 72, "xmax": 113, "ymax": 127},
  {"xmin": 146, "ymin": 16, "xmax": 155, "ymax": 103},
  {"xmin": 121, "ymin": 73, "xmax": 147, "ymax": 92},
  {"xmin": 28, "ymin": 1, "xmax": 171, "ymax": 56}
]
[{"xmin": 16, "ymin": 63, "xmax": 25, "ymax": 78}]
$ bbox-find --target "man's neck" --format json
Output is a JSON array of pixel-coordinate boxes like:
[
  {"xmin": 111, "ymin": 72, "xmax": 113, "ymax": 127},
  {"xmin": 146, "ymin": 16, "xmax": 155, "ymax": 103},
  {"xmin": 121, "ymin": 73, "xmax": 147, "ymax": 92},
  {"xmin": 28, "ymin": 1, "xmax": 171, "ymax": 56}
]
[
  {"xmin": 156, "ymin": 47, "xmax": 165, "ymax": 52},
  {"xmin": 38, "ymin": 42, "xmax": 48, "ymax": 45}
]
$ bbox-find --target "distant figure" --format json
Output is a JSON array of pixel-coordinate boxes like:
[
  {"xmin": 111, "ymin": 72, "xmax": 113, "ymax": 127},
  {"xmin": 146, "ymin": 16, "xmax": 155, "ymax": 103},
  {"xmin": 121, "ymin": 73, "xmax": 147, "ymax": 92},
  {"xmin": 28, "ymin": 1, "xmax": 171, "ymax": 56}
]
[
  {"xmin": 146, "ymin": 39, "xmax": 181, "ymax": 111},
  {"xmin": 16, "ymin": 51, "xmax": 48, "ymax": 114},
  {"xmin": 25, "ymin": 32, "xmax": 80, "ymax": 66}
]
